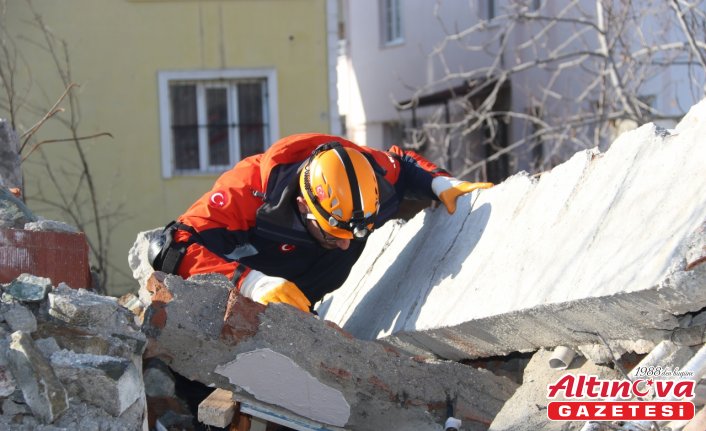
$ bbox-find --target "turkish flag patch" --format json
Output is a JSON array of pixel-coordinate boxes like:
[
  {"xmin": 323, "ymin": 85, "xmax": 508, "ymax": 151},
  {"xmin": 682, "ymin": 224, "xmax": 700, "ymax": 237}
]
[
  {"xmin": 280, "ymin": 244, "xmax": 296, "ymax": 253},
  {"xmin": 208, "ymin": 190, "xmax": 229, "ymax": 208},
  {"xmin": 315, "ymin": 185, "xmax": 327, "ymax": 201}
]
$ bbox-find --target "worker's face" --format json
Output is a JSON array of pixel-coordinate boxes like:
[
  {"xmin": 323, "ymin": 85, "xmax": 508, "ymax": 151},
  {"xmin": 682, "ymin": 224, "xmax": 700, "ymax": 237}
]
[{"xmin": 296, "ymin": 197, "xmax": 351, "ymax": 250}]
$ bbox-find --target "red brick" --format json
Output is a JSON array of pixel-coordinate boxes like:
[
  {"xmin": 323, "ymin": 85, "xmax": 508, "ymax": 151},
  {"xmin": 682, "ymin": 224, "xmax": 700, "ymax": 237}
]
[{"xmin": 0, "ymin": 228, "xmax": 91, "ymax": 289}]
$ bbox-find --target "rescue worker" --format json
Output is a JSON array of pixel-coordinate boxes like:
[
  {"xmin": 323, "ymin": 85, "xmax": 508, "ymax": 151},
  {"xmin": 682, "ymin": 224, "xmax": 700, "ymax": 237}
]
[{"xmin": 149, "ymin": 133, "xmax": 492, "ymax": 311}]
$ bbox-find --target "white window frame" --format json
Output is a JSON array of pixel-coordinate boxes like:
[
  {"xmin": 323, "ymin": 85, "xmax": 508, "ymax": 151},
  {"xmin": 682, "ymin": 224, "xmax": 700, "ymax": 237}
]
[
  {"xmin": 380, "ymin": 0, "xmax": 404, "ymax": 47},
  {"xmin": 158, "ymin": 68, "xmax": 279, "ymax": 178}
]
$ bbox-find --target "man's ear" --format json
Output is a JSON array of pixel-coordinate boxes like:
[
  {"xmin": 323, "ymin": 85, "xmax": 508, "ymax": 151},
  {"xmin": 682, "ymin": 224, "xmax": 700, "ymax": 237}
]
[{"xmin": 296, "ymin": 196, "xmax": 309, "ymax": 213}]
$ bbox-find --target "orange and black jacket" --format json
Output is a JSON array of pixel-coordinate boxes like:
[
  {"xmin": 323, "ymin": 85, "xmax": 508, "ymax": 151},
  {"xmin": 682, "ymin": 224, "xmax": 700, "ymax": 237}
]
[{"xmin": 173, "ymin": 133, "xmax": 449, "ymax": 304}]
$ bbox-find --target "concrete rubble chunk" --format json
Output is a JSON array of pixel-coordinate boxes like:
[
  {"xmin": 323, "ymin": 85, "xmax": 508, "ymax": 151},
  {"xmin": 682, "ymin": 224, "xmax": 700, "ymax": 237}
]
[
  {"xmin": 318, "ymin": 99, "xmax": 706, "ymax": 361},
  {"xmin": 24, "ymin": 218, "xmax": 80, "ymax": 233},
  {"xmin": 136, "ymin": 273, "xmax": 517, "ymax": 430},
  {"xmin": 127, "ymin": 227, "xmax": 162, "ymax": 290},
  {"xmin": 0, "ymin": 365, "xmax": 17, "ymax": 397},
  {"xmin": 2, "ymin": 302, "xmax": 38, "ymax": 333},
  {"xmin": 51, "ymin": 350, "xmax": 142, "ymax": 417},
  {"xmin": 47, "ymin": 284, "xmax": 146, "ymax": 357},
  {"xmin": 6, "ymin": 331, "xmax": 69, "ymax": 424},
  {"xmin": 489, "ymin": 349, "xmax": 623, "ymax": 431},
  {"xmin": 2, "ymin": 396, "xmax": 30, "ymax": 417},
  {"xmin": 34, "ymin": 337, "xmax": 61, "ymax": 358},
  {"xmin": 48, "ymin": 284, "xmax": 120, "ymax": 326},
  {"xmin": 4, "ymin": 274, "xmax": 52, "ymax": 303},
  {"xmin": 143, "ymin": 358, "xmax": 175, "ymax": 398}
]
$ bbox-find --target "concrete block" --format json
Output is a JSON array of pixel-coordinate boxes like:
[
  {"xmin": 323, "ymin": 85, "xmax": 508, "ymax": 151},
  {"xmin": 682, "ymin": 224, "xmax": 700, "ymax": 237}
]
[
  {"xmin": 6, "ymin": 331, "xmax": 69, "ymax": 424},
  {"xmin": 318, "ymin": 99, "xmax": 706, "ymax": 360},
  {"xmin": 0, "ymin": 229, "xmax": 91, "ymax": 289},
  {"xmin": 51, "ymin": 350, "xmax": 142, "ymax": 417},
  {"xmin": 47, "ymin": 284, "xmax": 146, "ymax": 357},
  {"xmin": 2, "ymin": 273, "xmax": 51, "ymax": 302},
  {"xmin": 49, "ymin": 285, "xmax": 120, "ymax": 326},
  {"xmin": 1, "ymin": 301, "xmax": 37, "ymax": 333}
]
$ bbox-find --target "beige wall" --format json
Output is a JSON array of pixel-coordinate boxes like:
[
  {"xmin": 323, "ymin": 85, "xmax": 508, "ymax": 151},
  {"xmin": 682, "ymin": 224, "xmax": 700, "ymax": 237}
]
[{"xmin": 3, "ymin": 0, "xmax": 332, "ymax": 295}]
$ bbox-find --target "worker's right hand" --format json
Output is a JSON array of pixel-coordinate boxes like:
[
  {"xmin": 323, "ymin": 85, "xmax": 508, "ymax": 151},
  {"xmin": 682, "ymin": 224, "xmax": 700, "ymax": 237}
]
[{"xmin": 238, "ymin": 269, "xmax": 311, "ymax": 312}]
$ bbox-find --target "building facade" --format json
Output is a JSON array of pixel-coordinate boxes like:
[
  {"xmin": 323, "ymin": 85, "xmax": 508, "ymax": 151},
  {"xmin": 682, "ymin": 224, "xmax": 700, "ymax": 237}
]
[{"xmin": 2, "ymin": 0, "xmax": 339, "ymax": 294}]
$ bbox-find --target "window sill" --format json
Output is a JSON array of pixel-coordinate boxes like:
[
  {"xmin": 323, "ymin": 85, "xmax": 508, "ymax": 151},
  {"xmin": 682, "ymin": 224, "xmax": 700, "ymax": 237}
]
[{"xmin": 381, "ymin": 39, "xmax": 405, "ymax": 49}]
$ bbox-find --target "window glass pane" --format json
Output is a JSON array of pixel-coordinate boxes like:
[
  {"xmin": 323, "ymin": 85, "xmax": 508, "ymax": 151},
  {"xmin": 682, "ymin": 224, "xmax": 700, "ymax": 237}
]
[
  {"xmin": 393, "ymin": 0, "xmax": 401, "ymax": 40},
  {"xmin": 206, "ymin": 87, "xmax": 230, "ymax": 167},
  {"xmin": 170, "ymin": 84, "xmax": 199, "ymax": 170},
  {"xmin": 237, "ymin": 82, "xmax": 265, "ymax": 159}
]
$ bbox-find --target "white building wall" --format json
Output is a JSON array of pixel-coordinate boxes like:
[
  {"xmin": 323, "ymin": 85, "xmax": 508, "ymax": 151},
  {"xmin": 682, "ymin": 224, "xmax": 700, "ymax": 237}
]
[
  {"xmin": 338, "ymin": 0, "xmax": 486, "ymax": 149},
  {"xmin": 339, "ymin": 0, "xmax": 705, "ymax": 169}
]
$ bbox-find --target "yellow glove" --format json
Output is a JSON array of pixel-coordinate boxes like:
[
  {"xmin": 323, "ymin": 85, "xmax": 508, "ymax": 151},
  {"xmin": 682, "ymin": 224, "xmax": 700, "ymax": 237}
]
[
  {"xmin": 431, "ymin": 176, "xmax": 493, "ymax": 214},
  {"xmin": 238, "ymin": 269, "xmax": 311, "ymax": 312}
]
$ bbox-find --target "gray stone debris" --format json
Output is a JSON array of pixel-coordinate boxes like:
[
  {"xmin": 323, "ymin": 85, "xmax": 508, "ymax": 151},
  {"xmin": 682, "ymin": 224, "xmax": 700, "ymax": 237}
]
[
  {"xmin": 0, "ymin": 278, "xmax": 147, "ymax": 429},
  {"xmin": 0, "ymin": 366, "xmax": 16, "ymax": 397},
  {"xmin": 2, "ymin": 302, "xmax": 38, "ymax": 333},
  {"xmin": 24, "ymin": 218, "xmax": 80, "ymax": 234},
  {"xmin": 51, "ymin": 350, "xmax": 142, "ymax": 417},
  {"xmin": 48, "ymin": 285, "xmax": 121, "ymax": 327},
  {"xmin": 3, "ymin": 274, "xmax": 52, "ymax": 303},
  {"xmin": 6, "ymin": 331, "xmax": 69, "ymax": 424}
]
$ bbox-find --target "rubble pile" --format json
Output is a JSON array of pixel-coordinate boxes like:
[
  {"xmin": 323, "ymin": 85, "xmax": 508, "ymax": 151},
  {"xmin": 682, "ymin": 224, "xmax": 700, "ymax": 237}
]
[
  {"xmin": 0, "ymin": 277, "xmax": 147, "ymax": 430},
  {"xmin": 124, "ymin": 244, "xmax": 519, "ymax": 431}
]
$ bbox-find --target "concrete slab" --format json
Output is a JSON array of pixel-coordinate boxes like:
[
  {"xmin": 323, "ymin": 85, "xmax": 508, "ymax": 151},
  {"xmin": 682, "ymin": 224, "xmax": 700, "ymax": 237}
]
[
  {"xmin": 318, "ymin": 99, "xmax": 706, "ymax": 360},
  {"xmin": 138, "ymin": 273, "xmax": 517, "ymax": 430}
]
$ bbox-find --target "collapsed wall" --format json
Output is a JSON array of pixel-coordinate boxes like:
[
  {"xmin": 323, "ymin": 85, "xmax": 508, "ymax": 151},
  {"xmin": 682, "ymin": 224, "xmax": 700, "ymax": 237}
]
[
  {"xmin": 124, "ymin": 259, "xmax": 517, "ymax": 431},
  {"xmin": 317, "ymin": 99, "xmax": 706, "ymax": 361}
]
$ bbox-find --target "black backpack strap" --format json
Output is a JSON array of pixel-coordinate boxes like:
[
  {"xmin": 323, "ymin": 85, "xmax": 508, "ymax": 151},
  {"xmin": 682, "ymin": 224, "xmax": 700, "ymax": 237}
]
[{"xmin": 149, "ymin": 221, "xmax": 203, "ymax": 274}]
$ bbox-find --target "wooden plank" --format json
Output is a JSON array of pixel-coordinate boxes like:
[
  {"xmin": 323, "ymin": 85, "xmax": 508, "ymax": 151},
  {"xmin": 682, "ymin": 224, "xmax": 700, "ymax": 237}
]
[{"xmin": 198, "ymin": 388, "xmax": 237, "ymax": 428}]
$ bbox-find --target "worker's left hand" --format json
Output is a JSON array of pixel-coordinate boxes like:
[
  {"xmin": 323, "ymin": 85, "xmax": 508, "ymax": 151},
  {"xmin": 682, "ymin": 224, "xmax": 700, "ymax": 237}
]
[{"xmin": 432, "ymin": 176, "xmax": 493, "ymax": 214}]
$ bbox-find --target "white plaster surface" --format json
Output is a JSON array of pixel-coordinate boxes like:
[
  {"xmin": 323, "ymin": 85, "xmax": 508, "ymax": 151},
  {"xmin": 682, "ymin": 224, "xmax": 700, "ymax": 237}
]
[
  {"xmin": 215, "ymin": 348, "xmax": 350, "ymax": 427},
  {"xmin": 318, "ymin": 99, "xmax": 706, "ymax": 359}
]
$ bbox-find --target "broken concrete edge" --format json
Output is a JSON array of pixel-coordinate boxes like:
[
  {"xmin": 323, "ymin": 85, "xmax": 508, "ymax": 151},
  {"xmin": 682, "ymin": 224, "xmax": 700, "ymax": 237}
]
[
  {"xmin": 137, "ymin": 273, "xmax": 518, "ymax": 430},
  {"xmin": 317, "ymin": 101, "xmax": 706, "ymax": 369}
]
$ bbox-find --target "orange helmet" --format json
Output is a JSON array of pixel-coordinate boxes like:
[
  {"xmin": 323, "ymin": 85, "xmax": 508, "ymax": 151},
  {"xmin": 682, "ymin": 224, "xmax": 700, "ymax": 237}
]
[{"xmin": 299, "ymin": 142, "xmax": 380, "ymax": 239}]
